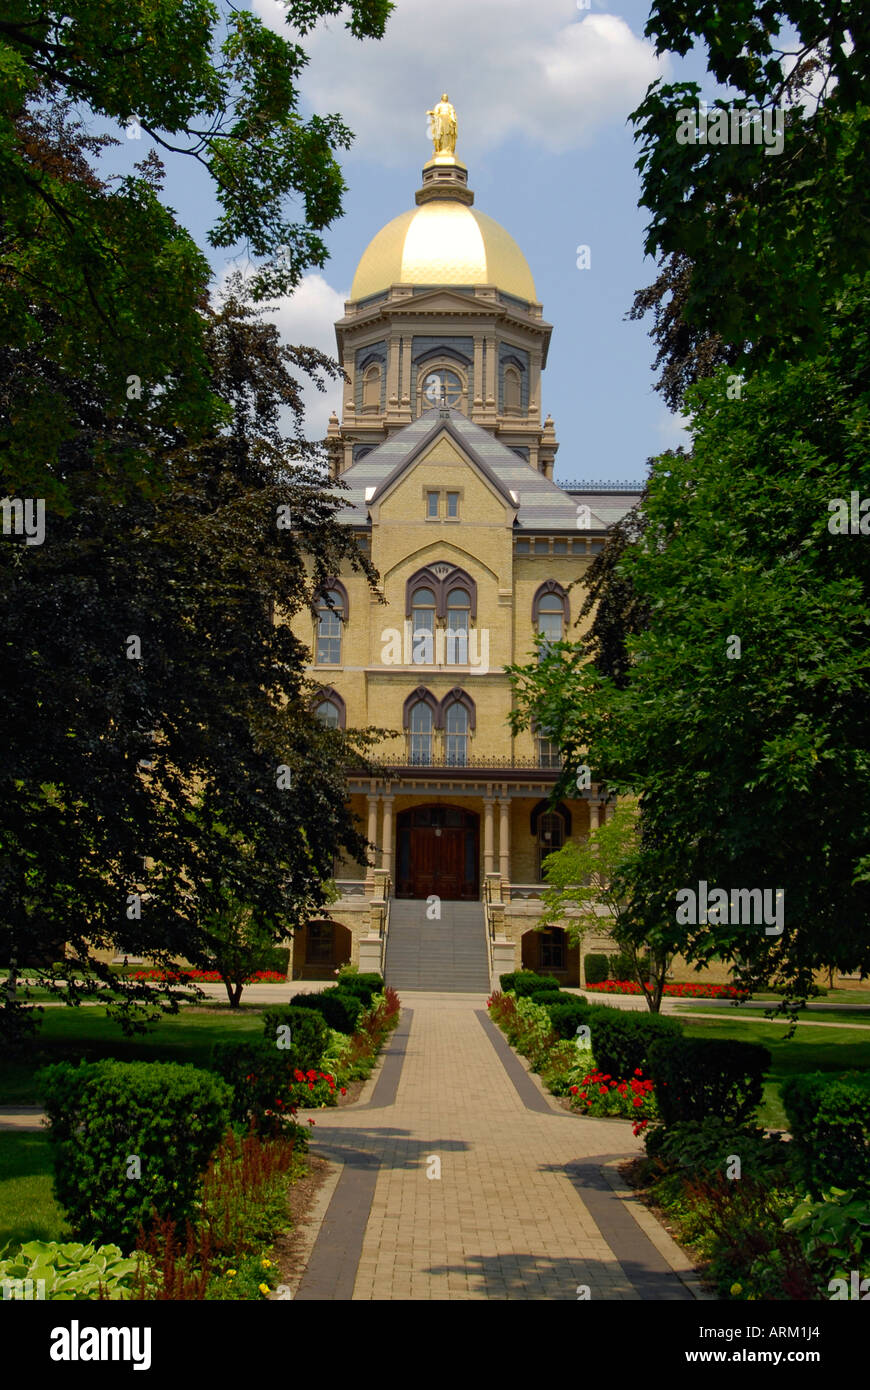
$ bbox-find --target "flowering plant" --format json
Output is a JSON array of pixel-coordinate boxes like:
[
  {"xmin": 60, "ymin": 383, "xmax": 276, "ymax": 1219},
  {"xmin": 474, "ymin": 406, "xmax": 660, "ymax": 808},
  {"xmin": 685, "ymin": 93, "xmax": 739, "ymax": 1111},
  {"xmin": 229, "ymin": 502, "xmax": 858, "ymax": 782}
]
[
  {"xmin": 585, "ymin": 980, "xmax": 748, "ymax": 1000},
  {"xmin": 568, "ymin": 1067, "xmax": 658, "ymax": 1135},
  {"xmin": 132, "ymin": 969, "xmax": 285, "ymax": 983}
]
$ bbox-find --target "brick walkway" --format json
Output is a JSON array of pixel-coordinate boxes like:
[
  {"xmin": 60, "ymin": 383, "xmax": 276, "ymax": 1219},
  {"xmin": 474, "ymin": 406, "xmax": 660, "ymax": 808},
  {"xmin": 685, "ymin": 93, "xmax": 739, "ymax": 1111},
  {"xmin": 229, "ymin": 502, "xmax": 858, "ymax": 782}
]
[{"xmin": 296, "ymin": 992, "xmax": 696, "ymax": 1301}]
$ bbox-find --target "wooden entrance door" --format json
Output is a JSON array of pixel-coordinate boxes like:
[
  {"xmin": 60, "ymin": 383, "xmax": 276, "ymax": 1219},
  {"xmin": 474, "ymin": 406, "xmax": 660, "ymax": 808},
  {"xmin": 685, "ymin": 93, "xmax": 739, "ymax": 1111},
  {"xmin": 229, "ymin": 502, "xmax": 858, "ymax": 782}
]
[{"xmin": 396, "ymin": 805, "xmax": 479, "ymax": 900}]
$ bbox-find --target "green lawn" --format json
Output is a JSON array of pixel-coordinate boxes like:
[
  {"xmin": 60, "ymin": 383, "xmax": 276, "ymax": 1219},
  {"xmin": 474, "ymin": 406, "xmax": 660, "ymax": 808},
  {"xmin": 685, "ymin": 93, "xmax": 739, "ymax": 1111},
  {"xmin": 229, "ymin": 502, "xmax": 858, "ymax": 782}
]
[
  {"xmin": 0, "ymin": 1133, "xmax": 70, "ymax": 1251},
  {"xmin": 674, "ymin": 1003, "xmax": 870, "ymax": 1027},
  {"xmin": 680, "ymin": 1015, "xmax": 870, "ymax": 1128},
  {"xmin": 0, "ymin": 1004, "xmax": 266, "ymax": 1105}
]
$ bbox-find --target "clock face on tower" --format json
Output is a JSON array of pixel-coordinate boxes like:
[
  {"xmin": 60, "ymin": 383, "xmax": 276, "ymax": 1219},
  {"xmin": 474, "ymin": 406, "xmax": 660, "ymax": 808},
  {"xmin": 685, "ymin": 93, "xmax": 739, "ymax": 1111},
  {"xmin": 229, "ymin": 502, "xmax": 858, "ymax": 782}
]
[{"xmin": 422, "ymin": 368, "xmax": 462, "ymax": 408}]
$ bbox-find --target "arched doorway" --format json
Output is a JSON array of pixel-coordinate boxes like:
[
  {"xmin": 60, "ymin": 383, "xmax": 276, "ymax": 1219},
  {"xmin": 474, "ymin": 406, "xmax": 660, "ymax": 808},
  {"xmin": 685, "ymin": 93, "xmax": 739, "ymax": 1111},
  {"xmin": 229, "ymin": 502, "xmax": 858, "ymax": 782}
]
[{"xmin": 396, "ymin": 805, "xmax": 479, "ymax": 900}]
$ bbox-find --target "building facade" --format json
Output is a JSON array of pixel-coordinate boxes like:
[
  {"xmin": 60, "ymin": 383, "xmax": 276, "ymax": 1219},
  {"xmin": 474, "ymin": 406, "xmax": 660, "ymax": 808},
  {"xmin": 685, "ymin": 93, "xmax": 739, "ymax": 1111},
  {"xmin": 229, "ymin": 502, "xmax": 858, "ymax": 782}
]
[{"xmin": 289, "ymin": 103, "xmax": 641, "ymax": 984}]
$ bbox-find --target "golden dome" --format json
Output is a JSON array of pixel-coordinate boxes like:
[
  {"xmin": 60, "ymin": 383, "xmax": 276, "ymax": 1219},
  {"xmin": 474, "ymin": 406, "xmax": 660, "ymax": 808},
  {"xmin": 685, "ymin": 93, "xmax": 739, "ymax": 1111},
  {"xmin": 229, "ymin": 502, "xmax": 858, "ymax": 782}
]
[{"xmin": 350, "ymin": 200, "xmax": 537, "ymax": 302}]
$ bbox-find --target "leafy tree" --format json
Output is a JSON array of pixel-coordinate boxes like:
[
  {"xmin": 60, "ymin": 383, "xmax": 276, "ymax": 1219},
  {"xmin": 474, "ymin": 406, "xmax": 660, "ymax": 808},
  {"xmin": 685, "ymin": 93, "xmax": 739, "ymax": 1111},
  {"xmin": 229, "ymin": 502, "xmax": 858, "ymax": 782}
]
[{"xmin": 539, "ymin": 803, "xmax": 671, "ymax": 1012}]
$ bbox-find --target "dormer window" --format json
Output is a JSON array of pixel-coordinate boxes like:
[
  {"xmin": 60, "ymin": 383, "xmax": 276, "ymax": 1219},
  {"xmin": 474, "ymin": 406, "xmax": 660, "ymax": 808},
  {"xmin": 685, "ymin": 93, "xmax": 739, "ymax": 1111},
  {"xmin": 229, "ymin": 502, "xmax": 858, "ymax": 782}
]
[{"xmin": 362, "ymin": 364, "xmax": 381, "ymax": 412}]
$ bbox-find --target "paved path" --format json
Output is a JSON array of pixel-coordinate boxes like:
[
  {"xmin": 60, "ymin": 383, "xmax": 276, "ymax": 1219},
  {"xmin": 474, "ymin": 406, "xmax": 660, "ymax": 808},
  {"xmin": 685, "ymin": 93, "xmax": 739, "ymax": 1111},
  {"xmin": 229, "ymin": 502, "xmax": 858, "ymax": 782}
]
[{"xmin": 295, "ymin": 992, "xmax": 696, "ymax": 1301}]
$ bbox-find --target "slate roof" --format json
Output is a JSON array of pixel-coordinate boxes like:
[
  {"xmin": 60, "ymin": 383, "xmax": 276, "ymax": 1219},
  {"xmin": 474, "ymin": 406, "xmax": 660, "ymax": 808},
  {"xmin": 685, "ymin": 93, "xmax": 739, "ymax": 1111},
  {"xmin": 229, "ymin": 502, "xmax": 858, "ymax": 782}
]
[{"xmin": 331, "ymin": 408, "xmax": 641, "ymax": 532}]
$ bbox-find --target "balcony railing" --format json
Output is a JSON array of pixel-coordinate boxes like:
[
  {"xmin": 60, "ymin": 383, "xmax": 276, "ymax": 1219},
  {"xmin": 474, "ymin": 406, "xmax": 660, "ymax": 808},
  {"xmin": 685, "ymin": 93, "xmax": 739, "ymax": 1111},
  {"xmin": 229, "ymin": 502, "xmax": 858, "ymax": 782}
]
[{"xmin": 361, "ymin": 752, "xmax": 565, "ymax": 772}]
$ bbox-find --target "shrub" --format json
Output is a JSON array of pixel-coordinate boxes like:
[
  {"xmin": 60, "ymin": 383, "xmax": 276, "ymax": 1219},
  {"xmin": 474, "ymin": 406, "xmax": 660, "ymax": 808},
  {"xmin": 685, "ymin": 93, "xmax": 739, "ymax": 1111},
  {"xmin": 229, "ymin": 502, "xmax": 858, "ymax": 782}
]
[
  {"xmin": 546, "ymin": 997, "xmax": 593, "ymax": 1039},
  {"xmin": 584, "ymin": 953, "xmax": 609, "ymax": 984},
  {"xmin": 211, "ymin": 1040, "xmax": 303, "ymax": 1136},
  {"xmin": 609, "ymin": 950, "xmax": 635, "ymax": 981},
  {"xmin": 36, "ymin": 1060, "xmax": 232, "ymax": 1249},
  {"xmin": 260, "ymin": 1006, "xmax": 328, "ymax": 1070},
  {"xmin": 783, "ymin": 1187, "xmax": 870, "ymax": 1293},
  {"xmin": 653, "ymin": 1117, "xmax": 790, "ymax": 1183},
  {"xmin": 591, "ymin": 1008, "xmax": 683, "ymax": 1079},
  {"xmin": 290, "ymin": 989, "xmax": 362, "ymax": 1035},
  {"xmin": 527, "ymin": 989, "xmax": 566, "ymax": 1007},
  {"xmin": 0, "ymin": 1240, "xmax": 139, "ymax": 1301},
  {"xmin": 500, "ymin": 972, "xmax": 562, "ymax": 998},
  {"xmin": 782, "ymin": 1071, "xmax": 870, "ymax": 1194},
  {"xmin": 336, "ymin": 974, "xmax": 383, "ymax": 1008},
  {"xmin": 649, "ymin": 1036, "xmax": 770, "ymax": 1127}
]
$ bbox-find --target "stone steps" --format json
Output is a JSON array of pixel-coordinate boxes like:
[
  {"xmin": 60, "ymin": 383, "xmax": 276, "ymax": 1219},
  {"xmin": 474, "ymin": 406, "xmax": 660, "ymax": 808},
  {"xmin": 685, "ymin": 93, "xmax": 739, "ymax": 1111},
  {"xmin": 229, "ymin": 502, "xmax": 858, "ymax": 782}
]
[{"xmin": 384, "ymin": 899, "xmax": 490, "ymax": 992}]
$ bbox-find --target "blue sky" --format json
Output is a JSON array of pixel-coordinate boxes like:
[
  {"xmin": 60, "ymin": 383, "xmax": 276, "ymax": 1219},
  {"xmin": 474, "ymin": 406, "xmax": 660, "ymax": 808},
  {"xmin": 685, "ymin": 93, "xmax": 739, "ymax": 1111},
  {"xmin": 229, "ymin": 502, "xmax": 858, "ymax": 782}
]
[{"xmin": 110, "ymin": 0, "xmax": 723, "ymax": 484}]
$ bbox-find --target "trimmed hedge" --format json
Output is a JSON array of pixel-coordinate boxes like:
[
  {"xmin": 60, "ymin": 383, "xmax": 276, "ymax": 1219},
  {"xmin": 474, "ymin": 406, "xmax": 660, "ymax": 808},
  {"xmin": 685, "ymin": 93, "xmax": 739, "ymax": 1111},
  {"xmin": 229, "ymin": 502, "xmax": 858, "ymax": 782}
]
[
  {"xmin": 290, "ymin": 988, "xmax": 361, "ymax": 1035},
  {"xmin": 546, "ymin": 997, "xmax": 593, "ymax": 1040},
  {"xmin": 584, "ymin": 953, "xmax": 609, "ymax": 985},
  {"xmin": 261, "ymin": 1005, "xmax": 329, "ymax": 1069},
  {"xmin": 528, "ymin": 989, "xmax": 566, "ymax": 1007},
  {"xmin": 336, "ymin": 973, "xmax": 384, "ymax": 1008},
  {"xmin": 782, "ymin": 1071, "xmax": 870, "ymax": 1194},
  {"xmin": 211, "ymin": 1039, "xmax": 302, "ymax": 1136},
  {"xmin": 589, "ymin": 1008, "xmax": 682, "ymax": 1079},
  {"xmin": 36, "ymin": 1059, "xmax": 231, "ymax": 1248},
  {"xmin": 499, "ymin": 972, "xmax": 562, "ymax": 998},
  {"xmin": 649, "ymin": 1036, "xmax": 770, "ymax": 1127}
]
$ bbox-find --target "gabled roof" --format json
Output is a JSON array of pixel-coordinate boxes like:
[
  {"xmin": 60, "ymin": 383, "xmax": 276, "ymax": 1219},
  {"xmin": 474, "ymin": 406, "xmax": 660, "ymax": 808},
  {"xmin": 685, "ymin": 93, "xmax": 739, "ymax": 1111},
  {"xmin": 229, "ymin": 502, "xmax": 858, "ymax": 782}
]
[{"xmin": 332, "ymin": 407, "xmax": 610, "ymax": 531}]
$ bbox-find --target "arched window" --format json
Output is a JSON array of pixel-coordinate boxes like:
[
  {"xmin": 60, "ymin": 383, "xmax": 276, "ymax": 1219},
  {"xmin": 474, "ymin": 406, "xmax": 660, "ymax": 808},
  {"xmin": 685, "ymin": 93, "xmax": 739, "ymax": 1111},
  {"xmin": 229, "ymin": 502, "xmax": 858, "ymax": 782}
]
[
  {"xmin": 316, "ymin": 586, "xmax": 346, "ymax": 665},
  {"xmin": 362, "ymin": 365, "xmax": 381, "ymax": 412},
  {"xmin": 504, "ymin": 364, "xmax": 522, "ymax": 414},
  {"xmin": 310, "ymin": 686, "xmax": 346, "ymax": 729},
  {"xmin": 533, "ymin": 581, "xmax": 569, "ymax": 659},
  {"xmin": 538, "ymin": 811, "xmax": 565, "ymax": 880},
  {"xmin": 446, "ymin": 587, "xmax": 470, "ymax": 664},
  {"xmin": 411, "ymin": 587, "xmax": 436, "ymax": 664},
  {"xmin": 420, "ymin": 367, "xmax": 463, "ymax": 411},
  {"xmin": 315, "ymin": 700, "xmax": 340, "ymax": 728},
  {"xmin": 408, "ymin": 700, "xmax": 433, "ymax": 764},
  {"xmin": 444, "ymin": 700, "xmax": 468, "ymax": 766}
]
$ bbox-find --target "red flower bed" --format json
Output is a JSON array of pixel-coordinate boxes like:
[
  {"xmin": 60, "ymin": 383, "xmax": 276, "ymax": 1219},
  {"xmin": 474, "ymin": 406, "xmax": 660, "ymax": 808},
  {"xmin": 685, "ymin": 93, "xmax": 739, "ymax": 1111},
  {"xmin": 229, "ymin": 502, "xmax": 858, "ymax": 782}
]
[
  {"xmin": 584, "ymin": 979, "xmax": 748, "ymax": 999},
  {"xmin": 569, "ymin": 1067, "xmax": 656, "ymax": 1136},
  {"xmin": 131, "ymin": 969, "xmax": 285, "ymax": 983}
]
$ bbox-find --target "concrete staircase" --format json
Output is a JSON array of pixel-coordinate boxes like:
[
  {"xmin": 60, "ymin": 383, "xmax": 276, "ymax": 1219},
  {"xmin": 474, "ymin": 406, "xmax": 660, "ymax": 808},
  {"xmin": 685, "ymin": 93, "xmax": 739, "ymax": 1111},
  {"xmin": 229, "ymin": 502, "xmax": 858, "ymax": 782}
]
[{"xmin": 384, "ymin": 899, "xmax": 491, "ymax": 993}]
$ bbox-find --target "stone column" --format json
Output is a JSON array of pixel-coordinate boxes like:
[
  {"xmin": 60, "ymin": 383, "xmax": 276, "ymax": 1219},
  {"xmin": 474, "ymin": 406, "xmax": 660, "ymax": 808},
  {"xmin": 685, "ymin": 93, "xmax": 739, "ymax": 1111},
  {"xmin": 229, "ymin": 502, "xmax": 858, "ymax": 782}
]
[
  {"xmin": 386, "ymin": 334, "xmax": 400, "ymax": 407},
  {"xmin": 485, "ymin": 334, "xmax": 497, "ymax": 407},
  {"xmin": 366, "ymin": 793, "xmax": 380, "ymax": 875},
  {"xmin": 473, "ymin": 336, "xmax": 484, "ymax": 407},
  {"xmin": 400, "ymin": 335, "xmax": 414, "ymax": 408},
  {"xmin": 588, "ymin": 800, "xmax": 600, "ymax": 832},
  {"xmin": 381, "ymin": 795, "xmax": 394, "ymax": 878},
  {"xmin": 498, "ymin": 797, "xmax": 511, "ymax": 881},
  {"xmin": 483, "ymin": 797, "xmax": 495, "ymax": 875},
  {"xmin": 605, "ymin": 801, "xmax": 615, "ymax": 823}
]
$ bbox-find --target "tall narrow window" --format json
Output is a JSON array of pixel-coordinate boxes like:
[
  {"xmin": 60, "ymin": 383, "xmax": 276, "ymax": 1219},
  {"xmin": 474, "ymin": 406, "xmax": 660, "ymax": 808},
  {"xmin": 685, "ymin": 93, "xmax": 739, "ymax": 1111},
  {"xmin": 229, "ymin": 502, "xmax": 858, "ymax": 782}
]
[
  {"xmin": 444, "ymin": 702, "xmax": 468, "ymax": 766},
  {"xmin": 538, "ymin": 734, "xmax": 561, "ymax": 769},
  {"xmin": 314, "ymin": 700, "xmax": 341, "ymax": 728},
  {"xmin": 538, "ymin": 811, "xmax": 565, "ymax": 880},
  {"xmin": 504, "ymin": 365, "xmax": 522, "ymax": 414},
  {"xmin": 411, "ymin": 587, "xmax": 435, "ymax": 664},
  {"xmin": 446, "ymin": 588, "xmax": 470, "ymax": 664},
  {"xmin": 316, "ymin": 589, "xmax": 344, "ymax": 664},
  {"xmin": 426, "ymin": 491, "xmax": 440, "ymax": 518},
  {"xmin": 362, "ymin": 365, "xmax": 381, "ymax": 412},
  {"xmin": 536, "ymin": 592, "xmax": 565, "ymax": 659},
  {"xmin": 409, "ymin": 701, "xmax": 433, "ymax": 764},
  {"xmin": 446, "ymin": 491, "xmax": 459, "ymax": 518}
]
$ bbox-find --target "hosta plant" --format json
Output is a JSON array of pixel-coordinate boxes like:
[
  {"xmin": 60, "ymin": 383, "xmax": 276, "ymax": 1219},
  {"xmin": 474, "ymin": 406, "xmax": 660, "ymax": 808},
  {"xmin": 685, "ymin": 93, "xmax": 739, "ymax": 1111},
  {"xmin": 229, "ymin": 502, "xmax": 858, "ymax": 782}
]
[{"xmin": 0, "ymin": 1240, "xmax": 140, "ymax": 1300}]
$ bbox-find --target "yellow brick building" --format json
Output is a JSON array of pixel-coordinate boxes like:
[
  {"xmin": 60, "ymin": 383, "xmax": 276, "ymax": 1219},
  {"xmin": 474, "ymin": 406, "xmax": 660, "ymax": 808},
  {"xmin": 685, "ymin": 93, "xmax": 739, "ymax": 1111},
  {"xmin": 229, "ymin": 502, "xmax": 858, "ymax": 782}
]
[{"xmin": 287, "ymin": 102, "xmax": 642, "ymax": 988}]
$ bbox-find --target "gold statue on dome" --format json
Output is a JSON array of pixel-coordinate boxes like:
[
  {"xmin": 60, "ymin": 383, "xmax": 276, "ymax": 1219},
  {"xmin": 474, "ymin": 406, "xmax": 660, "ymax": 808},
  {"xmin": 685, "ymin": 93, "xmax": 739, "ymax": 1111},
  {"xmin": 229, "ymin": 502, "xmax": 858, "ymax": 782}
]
[{"xmin": 427, "ymin": 93, "xmax": 457, "ymax": 157}]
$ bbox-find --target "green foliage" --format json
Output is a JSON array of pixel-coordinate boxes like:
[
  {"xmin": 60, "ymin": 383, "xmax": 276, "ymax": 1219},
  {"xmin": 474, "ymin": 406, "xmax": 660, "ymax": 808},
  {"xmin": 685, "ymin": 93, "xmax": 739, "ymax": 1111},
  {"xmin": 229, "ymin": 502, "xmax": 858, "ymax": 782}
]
[
  {"xmin": 650, "ymin": 1037, "xmax": 770, "ymax": 1127},
  {"xmin": 584, "ymin": 954, "xmax": 610, "ymax": 984},
  {"xmin": 591, "ymin": 1008, "xmax": 682, "ymax": 1080},
  {"xmin": 652, "ymin": 1117, "xmax": 789, "ymax": 1183},
  {"xmin": 260, "ymin": 1006, "xmax": 328, "ymax": 1071},
  {"xmin": 211, "ymin": 1040, "xmax": 304, "ymax": 1137},
  {"xmin": 527, "ymin": 989, "xmax": 566, "ymax": 1007},
  {"xmin": 290, "ymin": 988, "xmax": 362, "ymax": 1035},
  {"xmin": 488, "ymin": 994, "xmax": 556, "ymax": 1073},
  {"xmin": 782, "ymin": 1072, "xmax": 870, "ymax": 1195},
  {"xmin": 0, "ymin": 1239, "xmax": 139, "ymax": 1301},
  {"xmin": 36, "ymin": 1059, "xmax": 231, "ymax": 1249},
  {"xmin": 499, "ymin": 972, "xmax": 561, "ymax": 998},
  {"xmin": 545, "ymin": 998, "xmax": 594, "ymax": 1040},
  {"xmin": 335, "ymin": 974, "xmax": 384, "ymax": 1008},
  {"xmin": 783, "ymin": 1188, "xmax": 870, "ymax": 1291}
]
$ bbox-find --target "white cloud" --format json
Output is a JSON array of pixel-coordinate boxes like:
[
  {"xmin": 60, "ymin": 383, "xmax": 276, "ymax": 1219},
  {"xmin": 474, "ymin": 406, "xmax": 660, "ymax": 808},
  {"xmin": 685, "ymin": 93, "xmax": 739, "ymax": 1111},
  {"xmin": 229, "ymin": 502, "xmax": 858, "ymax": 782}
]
[
  {"xmin": 254, "ymin": 0, "xmax": 665, "ymax": 164},
  {"xmin": 218, "ymin": 264, "xmax": 348, "ymax": 441},
  {"xmin": 654, "ymin": 406, "xmax": 692, "ymax": 451}
]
